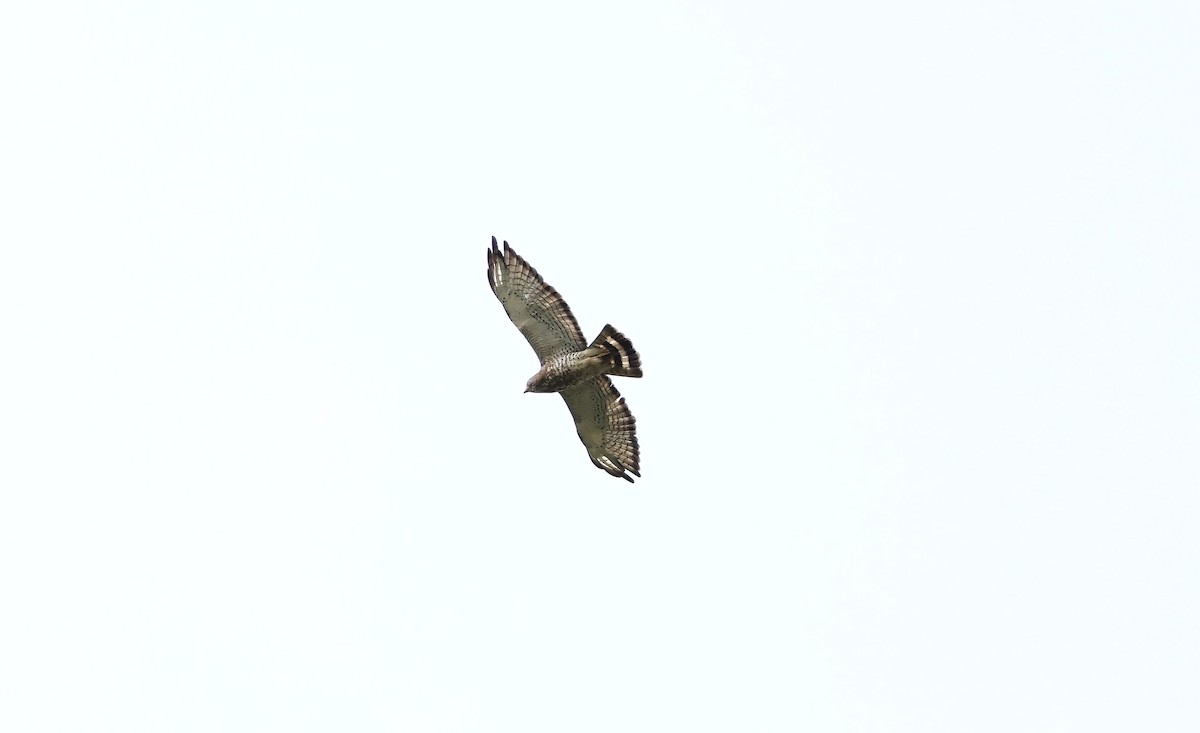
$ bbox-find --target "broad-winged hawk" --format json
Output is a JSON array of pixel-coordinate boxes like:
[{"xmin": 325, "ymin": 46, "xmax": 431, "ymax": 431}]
[{"xmin": 487, "ymin": 237, "xmax": 643, "ymax": 482}]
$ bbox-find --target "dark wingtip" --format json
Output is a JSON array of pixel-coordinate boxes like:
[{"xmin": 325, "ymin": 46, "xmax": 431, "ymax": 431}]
[{"xmin": 487, "ymin": 237, "xmax": 500, "ymax": 292}]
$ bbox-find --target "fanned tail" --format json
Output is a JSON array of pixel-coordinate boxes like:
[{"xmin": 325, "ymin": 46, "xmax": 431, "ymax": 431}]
[{"xmin": 589, "ymin": 324, "xmax": 642, "ymax": 378}]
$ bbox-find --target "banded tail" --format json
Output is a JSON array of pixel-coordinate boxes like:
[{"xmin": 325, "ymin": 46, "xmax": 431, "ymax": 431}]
[{"xmin": 589, "ymin": 324, "xmax": 642, "ymax": 378}]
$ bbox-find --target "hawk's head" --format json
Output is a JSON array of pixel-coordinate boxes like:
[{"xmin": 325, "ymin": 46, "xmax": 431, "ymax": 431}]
[{"xmin": 524, "ymin": 371, "xmax": 556, "ymax": 394}]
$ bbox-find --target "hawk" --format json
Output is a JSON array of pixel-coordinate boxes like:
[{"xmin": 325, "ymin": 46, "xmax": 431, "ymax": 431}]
[{"xmin": 487, "ymin": 236, "xmax": 643, "ymax": 482}]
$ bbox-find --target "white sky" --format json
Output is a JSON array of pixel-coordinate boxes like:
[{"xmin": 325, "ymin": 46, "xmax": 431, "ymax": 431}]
[{"xmin": 2, "ymin": 1, "xmax": 1197, "ymax": 731}]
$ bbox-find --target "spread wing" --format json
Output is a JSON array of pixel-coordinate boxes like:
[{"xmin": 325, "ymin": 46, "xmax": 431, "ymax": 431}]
[
  {"xmin": 561, "ymin": 376, "xmax": 640, "ymax": 483},
  {"xmin": 487, "ymin": 237, "xmax": 586, "ymax": 363}
]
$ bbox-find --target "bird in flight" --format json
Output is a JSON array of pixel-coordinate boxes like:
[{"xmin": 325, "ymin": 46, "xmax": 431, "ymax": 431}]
[{"xmin": 487, "ymin": 236, "xmax": 643, "ymax": 482}]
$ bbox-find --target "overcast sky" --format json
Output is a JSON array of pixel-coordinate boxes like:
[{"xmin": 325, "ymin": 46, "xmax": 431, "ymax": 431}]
[{"xmin": 2, "ymin": 1, "xmax": 1197, "ymax": 731}]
